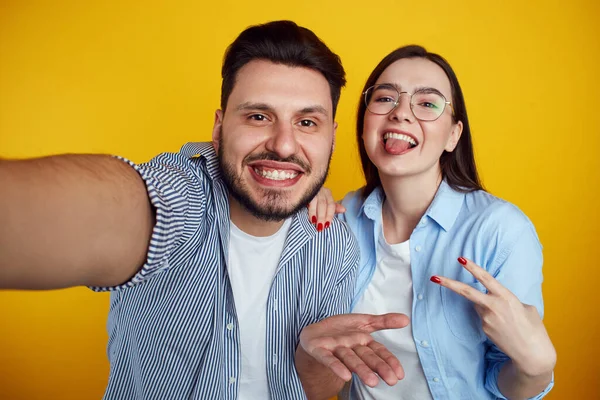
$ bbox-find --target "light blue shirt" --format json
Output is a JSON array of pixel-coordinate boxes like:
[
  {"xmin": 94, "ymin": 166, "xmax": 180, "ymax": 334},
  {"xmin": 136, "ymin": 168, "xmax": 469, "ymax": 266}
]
[
  {"xmin": 90, "ymin": 142, "xmax": 360, "ymax": 399},
  {"xmin": 340, "ymin": 181, "xmax": 554, "ymax": 399}
]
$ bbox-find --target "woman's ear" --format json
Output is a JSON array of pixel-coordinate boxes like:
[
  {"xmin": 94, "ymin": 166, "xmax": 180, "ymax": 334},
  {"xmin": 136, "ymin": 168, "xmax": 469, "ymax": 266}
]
[{"xmin": 445, "ymin": 120, "xmax": 463, "ymax": 152}]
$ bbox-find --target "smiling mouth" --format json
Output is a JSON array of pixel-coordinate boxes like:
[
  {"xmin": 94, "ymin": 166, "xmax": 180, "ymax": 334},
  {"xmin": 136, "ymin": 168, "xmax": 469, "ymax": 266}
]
[
  {"xmin": 382, "ymin": 132, "xmax": 419, "ymax": 155},
  {"xmin": 252, "ymin": 167, "xmax": 300, "ymax": 181},
  {"xmin": 383, "ymin": 132, "xmax": 418, "ymax": 148}
]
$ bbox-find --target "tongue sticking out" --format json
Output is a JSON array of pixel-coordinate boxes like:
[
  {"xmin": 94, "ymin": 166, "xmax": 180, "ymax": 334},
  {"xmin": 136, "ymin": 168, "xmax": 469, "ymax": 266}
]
[{"xmin": 384, "ymin": 138, "xmax": 412, "ymax": 155}]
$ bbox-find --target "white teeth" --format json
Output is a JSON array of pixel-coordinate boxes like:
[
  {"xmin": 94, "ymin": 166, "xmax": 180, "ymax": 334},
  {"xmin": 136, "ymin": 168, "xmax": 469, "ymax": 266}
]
[
  {"xmin": 253, "ymin": 168, "xmax": 299, "ymax": 181},
  {"xmin": 383, "ymin": 132, "xmax": 417, "ymax": 146}
]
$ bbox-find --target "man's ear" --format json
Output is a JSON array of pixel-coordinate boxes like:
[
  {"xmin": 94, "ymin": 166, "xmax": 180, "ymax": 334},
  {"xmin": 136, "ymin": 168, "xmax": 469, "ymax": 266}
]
[
  {"xmin": 332, "ymin": 121, "xmax": 338, "ymax": 152},
  {"xmin": 212, "ymin": 109, "xmax": 224, "ymax": 152},
  {"xmin": 445, "ymin": 120, "xmax": 463, "ymax": 152}
]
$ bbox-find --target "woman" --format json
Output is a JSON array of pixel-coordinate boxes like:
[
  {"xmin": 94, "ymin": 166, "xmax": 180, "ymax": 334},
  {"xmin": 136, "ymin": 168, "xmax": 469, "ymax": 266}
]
[{"xmin": 307, "ymin": 45, "xmax": 556, "ymax": 399}]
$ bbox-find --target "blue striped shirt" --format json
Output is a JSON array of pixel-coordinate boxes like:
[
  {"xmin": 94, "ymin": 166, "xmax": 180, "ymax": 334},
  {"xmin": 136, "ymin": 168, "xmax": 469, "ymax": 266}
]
[{"xmin": 91, "ymin": 142, "xmax": 360, "ymax": 400}]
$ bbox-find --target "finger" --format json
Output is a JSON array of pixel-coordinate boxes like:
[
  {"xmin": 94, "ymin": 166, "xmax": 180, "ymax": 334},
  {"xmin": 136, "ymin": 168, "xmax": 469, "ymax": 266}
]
[
  {"xmin": 431, "ymin": 275, "xmax": 489, "ymax": 306},
  {"xmin": 334, "ymin": 202, "xmax": 346, "ymax": 214},
  {"xmin": 310, "ymin": 347, "xmax": 352, "ymax": 382},
  {"xmin": 369, "ymin": 341, "xmax": 404, "ymax": 381},
  {"xmin": 307, "ymin": 199, "xmax": 317, "ymax": 225},
  {"xmin": 355, "ymin": 313, "xmax": 410, "ymax": 334},
  {"xmin": 354, "ymin": 344, "xmax": 398, "ymax": 386},
  {"xmin": 324, "ymin": 199, "xmax": 336, "ymax": 229},
  {"xmin": 316, "ymin": 191, "xmax": 328, "ymax": 232},
  {"xmin": 458, "ymin": 257, "xmax": 509, "ymax": 296},
  {"xmin": 334, "ymin": 346, "xmax": 379, "ymax": 387}
]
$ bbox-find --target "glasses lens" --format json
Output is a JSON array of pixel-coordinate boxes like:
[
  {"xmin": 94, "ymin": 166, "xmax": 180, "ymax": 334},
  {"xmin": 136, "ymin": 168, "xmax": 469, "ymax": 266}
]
[
  {"xmin": 365, "ymin": 84, "xmax": 398, "ymax": 115},
  {"xmin": 411, "ymin": 90, "xmax": 447, "ymax": 121}
]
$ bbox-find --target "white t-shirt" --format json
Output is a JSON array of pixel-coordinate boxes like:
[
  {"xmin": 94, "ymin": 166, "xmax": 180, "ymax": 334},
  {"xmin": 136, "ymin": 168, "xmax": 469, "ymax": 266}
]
[
  {"xmin": 351, "ymin": 226, "xmax": 433, "ymax": 400},
  {"xmin": 228, "ymin": 218, "xmax": 292, "ymax": 400}
]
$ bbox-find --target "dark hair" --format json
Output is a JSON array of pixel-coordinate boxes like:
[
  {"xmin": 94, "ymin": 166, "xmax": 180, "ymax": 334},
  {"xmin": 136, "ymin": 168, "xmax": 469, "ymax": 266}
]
[
  {"xmin": 220, "ymin": 20, "xmax": 346, "ymax": 117},
  {"xmin": 357, "ymin": 45, "xmax": 484, "ymax": 198}
]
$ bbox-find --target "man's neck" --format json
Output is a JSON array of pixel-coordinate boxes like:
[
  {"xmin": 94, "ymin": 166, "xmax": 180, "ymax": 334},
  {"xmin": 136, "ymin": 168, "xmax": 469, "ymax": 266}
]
[{"xmin": 228, "ymin": 195, "xmax": 286, "ymax": 237}]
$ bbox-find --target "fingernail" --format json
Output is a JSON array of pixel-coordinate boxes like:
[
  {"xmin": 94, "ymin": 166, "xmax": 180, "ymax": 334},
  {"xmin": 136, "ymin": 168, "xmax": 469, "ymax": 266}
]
[
  {"xmin": 430, "ymin": 276, "xmax": 441, "ymax": 284},
  {"xmin": 324, "ymin": 221, "xmax": 330, "ymax": 229},
  {"xmin": 311, "ymin": 215, "xmax": 317, "ymax": 224},
  {"xmin": 317, "ymin": 223, "xmax": 323, "ymax": 232},
  {"xmin": 458, "ymin": 257, "xmax": 467, "ymax": 265}
]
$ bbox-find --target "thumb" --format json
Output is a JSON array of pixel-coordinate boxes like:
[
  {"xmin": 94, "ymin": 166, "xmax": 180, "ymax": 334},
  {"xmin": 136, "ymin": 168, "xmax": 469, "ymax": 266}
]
[{"xmin": 354, "ymin": 313, "xmax": 410, "ymax": 333}]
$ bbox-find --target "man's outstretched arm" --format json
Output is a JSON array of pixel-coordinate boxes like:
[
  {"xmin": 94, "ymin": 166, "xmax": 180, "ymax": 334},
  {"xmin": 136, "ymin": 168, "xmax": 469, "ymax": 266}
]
[{"xmin": 0, "ymin": 155, "xmax": 153, "ymax": 290}]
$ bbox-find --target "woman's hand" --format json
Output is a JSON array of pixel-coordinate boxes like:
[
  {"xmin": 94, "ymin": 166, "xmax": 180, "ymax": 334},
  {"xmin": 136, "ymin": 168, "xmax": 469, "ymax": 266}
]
[
  {"xmin": 431, "ymin": 257, "xmax": 556, "ymax": 378},
  {"xmin": 307, "ymin": 187, "xmax": 345, "ymax": 232}
]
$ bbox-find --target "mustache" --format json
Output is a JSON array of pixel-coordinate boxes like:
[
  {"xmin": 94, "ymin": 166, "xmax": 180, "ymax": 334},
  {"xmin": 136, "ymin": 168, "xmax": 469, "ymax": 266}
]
[{"xmin": 244, "ymin": 152, "xmax": 311, "ymax": 174}]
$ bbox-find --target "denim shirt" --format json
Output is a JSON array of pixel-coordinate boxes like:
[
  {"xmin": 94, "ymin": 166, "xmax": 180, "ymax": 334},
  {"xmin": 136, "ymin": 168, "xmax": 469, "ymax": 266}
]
[{"xmin": 340, "ymin": 181, "xmax": 554, "ymax": 399}]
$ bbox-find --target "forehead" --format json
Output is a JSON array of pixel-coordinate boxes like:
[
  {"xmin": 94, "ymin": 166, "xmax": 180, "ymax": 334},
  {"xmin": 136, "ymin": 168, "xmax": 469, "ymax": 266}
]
[
  {"xmin": 226, "ymin": 60, "xmax": 333, "ymax": 118},
  {"xmin": 376, "ymin": 58, "xmax": 452, "ymax": 98}
]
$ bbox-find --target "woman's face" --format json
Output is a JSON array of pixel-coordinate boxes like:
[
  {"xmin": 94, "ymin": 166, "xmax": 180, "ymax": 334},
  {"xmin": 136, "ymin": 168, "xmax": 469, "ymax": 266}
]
[{"xmin": 362, "ymin": 57, "xmax": 462, "ymax": 183}]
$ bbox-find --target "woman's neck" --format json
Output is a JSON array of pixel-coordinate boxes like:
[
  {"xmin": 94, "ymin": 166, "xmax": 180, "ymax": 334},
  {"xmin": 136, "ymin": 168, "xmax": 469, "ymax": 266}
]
[{"xmin": 380, "ymin": 169, "xmax": 441, "ymax": 244}]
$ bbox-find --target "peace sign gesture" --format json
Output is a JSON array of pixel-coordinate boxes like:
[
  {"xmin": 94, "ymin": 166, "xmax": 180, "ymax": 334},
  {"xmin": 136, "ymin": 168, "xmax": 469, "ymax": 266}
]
[{"xmin": 431, "ymin": 257, "xmax": 556, "ymax": 378}]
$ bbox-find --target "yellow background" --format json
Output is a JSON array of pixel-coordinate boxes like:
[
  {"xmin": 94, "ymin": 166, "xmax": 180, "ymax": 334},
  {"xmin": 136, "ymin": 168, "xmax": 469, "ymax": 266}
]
[{"xmin": 1, "ymin": 0, "xmax": 598, "ymax": 399}]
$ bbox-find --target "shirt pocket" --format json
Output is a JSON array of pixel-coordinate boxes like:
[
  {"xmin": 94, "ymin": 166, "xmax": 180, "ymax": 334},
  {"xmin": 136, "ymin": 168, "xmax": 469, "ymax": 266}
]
[{"xmin": 441, "ymin": 280, "xmax": 486, "ymax": 343}]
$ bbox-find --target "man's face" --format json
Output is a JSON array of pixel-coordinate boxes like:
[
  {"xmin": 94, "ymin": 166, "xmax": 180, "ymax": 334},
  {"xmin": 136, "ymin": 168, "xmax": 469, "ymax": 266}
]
[{"xmin": 213, "ymin": 60, "xmax": 336, "ymax": 221}]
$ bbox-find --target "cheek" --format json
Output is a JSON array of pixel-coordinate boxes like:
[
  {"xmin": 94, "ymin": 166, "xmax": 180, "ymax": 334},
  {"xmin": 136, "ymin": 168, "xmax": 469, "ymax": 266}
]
[{"xmin": 302, "ymin": 136, "xmax": 333, "ymax": 167}]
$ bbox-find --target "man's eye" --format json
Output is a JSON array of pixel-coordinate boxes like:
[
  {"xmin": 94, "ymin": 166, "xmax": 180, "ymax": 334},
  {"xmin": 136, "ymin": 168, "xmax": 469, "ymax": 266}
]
[
  {"xmin": 249, "ymin": 114, "xmax": 267, "ymax": 121},
  {"xmin": 300, "ymin": 120, "xmax": 316, "ymax": 127}
]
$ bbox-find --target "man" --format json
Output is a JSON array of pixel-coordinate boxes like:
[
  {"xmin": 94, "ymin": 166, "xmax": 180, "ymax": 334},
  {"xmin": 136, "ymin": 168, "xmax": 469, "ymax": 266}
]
[{"xmin": 1, "ymin": 20, "xmax": 408, "ymax": 400}]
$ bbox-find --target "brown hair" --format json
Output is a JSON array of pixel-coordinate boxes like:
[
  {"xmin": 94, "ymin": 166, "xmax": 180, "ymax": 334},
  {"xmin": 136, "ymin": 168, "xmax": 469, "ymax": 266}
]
[
  {"xmin": 221, "ymin": 20, "xmax": 346, "ymax": 117},
  {"xmin": 357, "ymin": 45, "xmax": 484, "ymax": 198}
]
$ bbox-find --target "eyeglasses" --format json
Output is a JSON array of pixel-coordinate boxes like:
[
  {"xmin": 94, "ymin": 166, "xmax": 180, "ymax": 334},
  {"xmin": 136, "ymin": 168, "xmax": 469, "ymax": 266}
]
[{"xmin": 363, "ymin": 84, "xmax": 453, "ymax": 121}]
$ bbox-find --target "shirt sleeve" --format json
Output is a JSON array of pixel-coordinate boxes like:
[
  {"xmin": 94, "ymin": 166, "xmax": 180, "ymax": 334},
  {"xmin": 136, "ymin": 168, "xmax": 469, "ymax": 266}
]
[
  {"xmin": 484, "ymin": 219, "xmax": 555, "ymax": 399},
  {"xmin": 90, "ymin": 152, "xmax": 205, "ymax": 292},
  {"xmin": 318, "ymin": 226, "xmax": 360, "ymax": 320}
]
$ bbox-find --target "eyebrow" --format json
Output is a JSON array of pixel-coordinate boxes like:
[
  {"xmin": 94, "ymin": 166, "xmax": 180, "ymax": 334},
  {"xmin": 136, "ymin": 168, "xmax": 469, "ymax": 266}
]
[
  {"xmin": 236, "ymin": 102, "xmax": 274, "ymax": 112},
  {"xmin": 378, "ymin": 82, "xmax": 448, "ymax": 98},
  {"xmin": 235, "ymin": 102, "xmax": 329, "ymax": 118}
]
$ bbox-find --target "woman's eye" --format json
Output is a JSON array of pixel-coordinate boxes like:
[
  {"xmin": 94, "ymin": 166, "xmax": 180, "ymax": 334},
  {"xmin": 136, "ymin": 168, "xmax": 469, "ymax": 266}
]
[{"xmin": 375, "ymin": 96, "xmax": 395, "ymax": 103}]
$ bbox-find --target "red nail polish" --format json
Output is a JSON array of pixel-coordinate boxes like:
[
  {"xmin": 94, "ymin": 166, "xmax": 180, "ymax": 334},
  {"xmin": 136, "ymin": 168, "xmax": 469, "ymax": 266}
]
[
  {"xmin": 430, "ymin": 276, "xmax": 441, "ymax": 284},
  {"xmin": 317, "ymin": 223, "xmax": 323, "ymax": 232},
  {"xmin": 324, "ymin": 221, "xmax": 330, "ymax": 229},
  {"xmin": 311, "ymin": 216, "xmax": 317, "ymax": 224},
  {"xmin": 458, "ymin": 257, "xmax": 467, "ymax": 265}
]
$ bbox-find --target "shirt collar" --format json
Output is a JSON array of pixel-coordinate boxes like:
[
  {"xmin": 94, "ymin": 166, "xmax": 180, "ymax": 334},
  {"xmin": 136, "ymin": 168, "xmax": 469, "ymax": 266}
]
[
  {"xmin": 360, "ymin": 186, "xmax": 385, "ymax": 221},
  {"xmin": 425, "ymin": 180, "xmax": 465, "ymax": 232},
  {"xmin": 359, "ymin": 181, "xmax": 465, "ymax": 232},
  {"xmin": 179, "ymin": 142, "xmax": 221, "ymax": 179}
]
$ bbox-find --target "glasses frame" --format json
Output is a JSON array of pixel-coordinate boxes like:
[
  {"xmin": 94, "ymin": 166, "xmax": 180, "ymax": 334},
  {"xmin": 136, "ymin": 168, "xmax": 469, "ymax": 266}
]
[{"xmin": 363, "ymin": 84, "xmax": 453, "ymax": 121}]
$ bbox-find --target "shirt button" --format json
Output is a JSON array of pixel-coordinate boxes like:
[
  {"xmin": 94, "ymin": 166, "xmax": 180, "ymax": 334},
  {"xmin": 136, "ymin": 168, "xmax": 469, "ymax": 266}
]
[
  {"xmin": 226, "ymin": 323, "xmax": 234, "ymax": 331},
  {"xmin": 420, "ymin": 219, "xmax": 428, "ymax": 226},
  {"xmin": 229, "ymin": 377, "xmax": 236, "ymax": 384},
  {"xmin": 421, "ymin": 340, "xmax": 429, "ymax": 347},
  {"xmin": 433, "ymin": 377, "xmax": 440, "ymax": 383},
  {"xmin": 415, "ymin": 245, "xmax": 422, "ymax": 252},
  {"xmin": 417, "ymin": 294, "xmax": 423, "ymax": 300}
]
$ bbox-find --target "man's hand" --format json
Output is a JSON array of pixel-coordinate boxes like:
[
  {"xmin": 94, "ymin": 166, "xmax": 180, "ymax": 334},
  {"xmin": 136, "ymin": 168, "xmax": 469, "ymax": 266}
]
[{"xmin": 299, "ymin": 313, "xmax": 409, "ymax": 387}]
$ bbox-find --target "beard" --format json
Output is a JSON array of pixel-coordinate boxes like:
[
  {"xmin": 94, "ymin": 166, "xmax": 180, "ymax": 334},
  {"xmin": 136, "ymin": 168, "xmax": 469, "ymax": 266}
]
[{"xmin": 218, "ymin": 136, "xmax": 331, "ymax": 222}]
